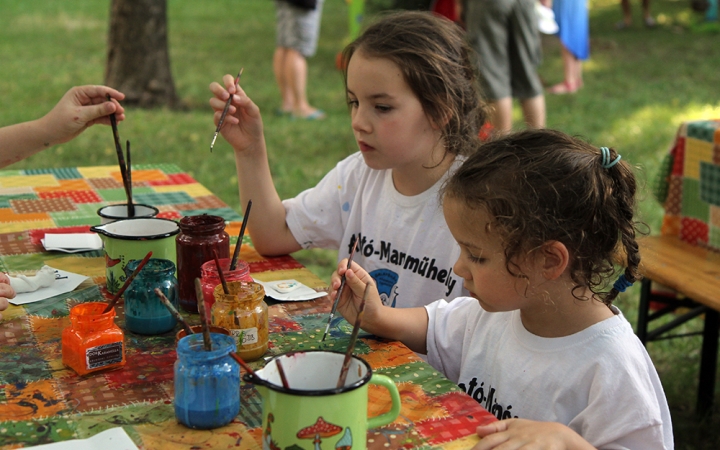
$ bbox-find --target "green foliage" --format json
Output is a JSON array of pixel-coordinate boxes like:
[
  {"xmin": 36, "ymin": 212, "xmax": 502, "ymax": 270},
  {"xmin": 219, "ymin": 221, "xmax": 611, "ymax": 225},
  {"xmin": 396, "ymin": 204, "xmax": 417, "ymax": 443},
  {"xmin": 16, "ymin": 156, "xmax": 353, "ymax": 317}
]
[{"xmin": 1, "ymin": 0, "xmax": 720, "ymax": 446}]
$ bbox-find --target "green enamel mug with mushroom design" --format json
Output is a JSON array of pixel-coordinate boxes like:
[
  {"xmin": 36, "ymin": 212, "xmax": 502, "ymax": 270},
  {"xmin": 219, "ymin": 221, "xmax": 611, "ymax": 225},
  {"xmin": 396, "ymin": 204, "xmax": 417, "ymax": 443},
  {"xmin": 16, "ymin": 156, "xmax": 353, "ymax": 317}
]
[{"xmin": 243, "ymin": 350, "xmax": 401, "ymax": 450}]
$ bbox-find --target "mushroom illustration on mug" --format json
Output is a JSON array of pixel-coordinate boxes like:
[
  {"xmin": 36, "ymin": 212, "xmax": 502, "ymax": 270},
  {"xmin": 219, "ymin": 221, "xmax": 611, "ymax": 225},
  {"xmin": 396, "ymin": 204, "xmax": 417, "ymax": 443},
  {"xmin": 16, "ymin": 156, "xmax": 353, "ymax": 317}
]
[{"xmin": 296, "ymin": 417, "xmax": 344, "ymax": 449}]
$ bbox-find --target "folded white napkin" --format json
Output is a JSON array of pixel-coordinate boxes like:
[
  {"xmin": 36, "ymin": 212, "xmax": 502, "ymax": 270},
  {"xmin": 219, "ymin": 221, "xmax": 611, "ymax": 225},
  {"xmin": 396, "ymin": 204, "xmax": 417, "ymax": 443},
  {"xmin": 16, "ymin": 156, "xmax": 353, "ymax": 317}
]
[
  {"xmin": 8, "ymin": 265, "xmax": 56, "ymax": 293},
  {"xmin": 24, "ymin": 427, "xmax": 139, "ymax": 449},
  {"xmin": 255, "ymin": 279, "xmax": 326, "ymax": 302},
  {"xmin": 42, "ymin": 233, "xmax": 103, "ymax": 253}
]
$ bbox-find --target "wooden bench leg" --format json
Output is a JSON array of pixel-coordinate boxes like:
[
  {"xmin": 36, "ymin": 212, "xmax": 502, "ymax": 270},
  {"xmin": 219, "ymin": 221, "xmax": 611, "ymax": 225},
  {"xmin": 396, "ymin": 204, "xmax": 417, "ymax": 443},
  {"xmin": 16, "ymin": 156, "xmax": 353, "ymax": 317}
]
[
  {"xmin": 697, "ymin": 308, "xmax": 719, "ymax": 416},
  {"xmin": 637, "ymin": 279, "xmax": 652, "ymax": 344}
]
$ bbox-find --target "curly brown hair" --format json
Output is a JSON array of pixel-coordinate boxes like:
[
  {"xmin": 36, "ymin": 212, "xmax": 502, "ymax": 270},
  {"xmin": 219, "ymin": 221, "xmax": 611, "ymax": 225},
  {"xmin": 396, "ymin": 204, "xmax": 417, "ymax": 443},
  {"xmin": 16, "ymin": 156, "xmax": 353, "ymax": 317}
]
[
  {"xmin": 442, "ymin": 129, "xmax": 642, "ymax": 305},
  {"xmin": 341, "ymin": 11, "xmax": 488, "ymax": 158}
]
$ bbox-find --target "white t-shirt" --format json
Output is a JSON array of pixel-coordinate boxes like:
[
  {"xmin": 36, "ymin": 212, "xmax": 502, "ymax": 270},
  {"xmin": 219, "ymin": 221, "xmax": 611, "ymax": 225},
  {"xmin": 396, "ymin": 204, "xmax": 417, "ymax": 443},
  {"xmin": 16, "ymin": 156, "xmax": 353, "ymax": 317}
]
[
  {"xmin": 283, "ymin": 152, "xmax": 465, "ymax": 308},
  {"xmin": 426, "ymin": 298, "xmax": 674, "ymax": 449}
]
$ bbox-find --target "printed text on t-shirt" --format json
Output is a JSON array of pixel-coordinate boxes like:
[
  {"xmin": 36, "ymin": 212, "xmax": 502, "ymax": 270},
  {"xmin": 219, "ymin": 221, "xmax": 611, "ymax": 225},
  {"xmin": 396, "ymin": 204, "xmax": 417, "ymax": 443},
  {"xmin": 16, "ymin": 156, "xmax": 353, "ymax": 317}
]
[{"xmin": 349, "ymin": 233, "xmax": 457, "ymax": 296}]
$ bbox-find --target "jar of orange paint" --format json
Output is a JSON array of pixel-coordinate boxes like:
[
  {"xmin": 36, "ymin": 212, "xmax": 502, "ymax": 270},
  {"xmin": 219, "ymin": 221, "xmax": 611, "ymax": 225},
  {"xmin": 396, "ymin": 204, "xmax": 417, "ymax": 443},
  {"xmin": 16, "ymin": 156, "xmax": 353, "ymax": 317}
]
[{"xmin": 61, "ymin": 302, "xmax": 125, "ymax": 376}]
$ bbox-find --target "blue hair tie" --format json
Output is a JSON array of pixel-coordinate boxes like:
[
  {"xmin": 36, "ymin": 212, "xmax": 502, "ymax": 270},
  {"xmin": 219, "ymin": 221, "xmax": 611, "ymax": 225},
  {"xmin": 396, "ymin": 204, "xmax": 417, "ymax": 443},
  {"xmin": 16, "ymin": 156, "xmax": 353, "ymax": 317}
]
[
  {"xmin": 600, "ymin": 147, "xmax": 622, "ymax": 169},
  {"xmin": 613, "ymin": 274, "xmax": 633, "ymax": 293}
]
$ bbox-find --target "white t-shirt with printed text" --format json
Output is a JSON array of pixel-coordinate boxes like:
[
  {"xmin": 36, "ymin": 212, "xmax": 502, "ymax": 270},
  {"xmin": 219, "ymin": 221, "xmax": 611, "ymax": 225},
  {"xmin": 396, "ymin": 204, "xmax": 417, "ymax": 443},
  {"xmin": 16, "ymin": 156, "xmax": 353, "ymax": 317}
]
[
  {"xmin": 283, "ymin": 152, "xmax": 465, "ymax": 308},
  {"xmin": 425, "ymin": 297, "xmax": 674, "ymax": 449}
]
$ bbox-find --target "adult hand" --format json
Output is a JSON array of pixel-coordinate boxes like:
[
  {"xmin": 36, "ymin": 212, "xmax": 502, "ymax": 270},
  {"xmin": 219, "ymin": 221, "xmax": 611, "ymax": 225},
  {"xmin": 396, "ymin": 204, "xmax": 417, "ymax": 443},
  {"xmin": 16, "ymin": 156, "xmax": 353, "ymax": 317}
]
[
  {"xmin": 208, "ymin": 74, "xmax": 266, "ymax": 155},
  {"xmin": 0, "ymin": 273, "xmax": 15, "ymax": 321},
  {"xmin": 40, "ymin": 85, "xmax": 126, "ymax": 146},
  {"xmin": 473, "ymin": 419, "xmax": 595, "ymax": 450}
]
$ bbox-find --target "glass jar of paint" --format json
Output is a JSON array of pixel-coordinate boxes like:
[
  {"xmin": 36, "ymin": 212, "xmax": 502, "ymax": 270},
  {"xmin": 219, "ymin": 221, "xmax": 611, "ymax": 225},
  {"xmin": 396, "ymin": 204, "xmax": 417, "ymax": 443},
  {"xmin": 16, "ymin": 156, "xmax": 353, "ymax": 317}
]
[
  {"xmin": 176, "ymin": 214, "xmax": 230, "ymax": 313},
  {"xmin": 174, "ymin": 333, "xmax": 240, "ymax": 429},
  {"xmin": 200, "ymin": 257, "xmax": 252, "ymax": 318},
  {"xmin": 124, "ymin": 258, "xmax": 178, "ymax": 335},
  {"xmin": 61, "ymin": 302, "xmax": 125, "ymax": 376},
  {"xmin": 210, "ymin": 281, "xmax": 268, "ymax": 362}
]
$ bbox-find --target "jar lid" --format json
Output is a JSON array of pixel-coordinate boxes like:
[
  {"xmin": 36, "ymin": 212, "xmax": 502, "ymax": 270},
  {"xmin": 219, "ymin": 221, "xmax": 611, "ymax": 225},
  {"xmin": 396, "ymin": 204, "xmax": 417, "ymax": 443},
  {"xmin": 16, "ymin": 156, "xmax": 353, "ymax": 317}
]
[
  {"xmin": 178, "ymin": 214, "xmax": 226, "ymax": 234},
  {"xmin": 214, "ymin": 281, "xmax": 265, "ymax": 302}
]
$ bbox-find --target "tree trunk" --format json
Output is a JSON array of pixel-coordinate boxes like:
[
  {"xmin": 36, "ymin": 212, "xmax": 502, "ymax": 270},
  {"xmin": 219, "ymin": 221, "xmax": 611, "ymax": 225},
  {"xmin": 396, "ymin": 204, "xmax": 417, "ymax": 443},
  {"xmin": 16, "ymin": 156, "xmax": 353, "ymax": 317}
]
[{"xmin": 105, "ymin": 0, "xmax": 180, "ymax": 109}]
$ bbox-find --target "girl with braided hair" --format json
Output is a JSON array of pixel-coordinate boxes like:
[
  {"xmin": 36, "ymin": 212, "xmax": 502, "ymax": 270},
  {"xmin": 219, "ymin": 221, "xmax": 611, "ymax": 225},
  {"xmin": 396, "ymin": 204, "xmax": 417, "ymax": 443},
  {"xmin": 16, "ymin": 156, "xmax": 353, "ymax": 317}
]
[{"xmin": 332, "ymin": 129, "xmax": 673, "ymax": 448}]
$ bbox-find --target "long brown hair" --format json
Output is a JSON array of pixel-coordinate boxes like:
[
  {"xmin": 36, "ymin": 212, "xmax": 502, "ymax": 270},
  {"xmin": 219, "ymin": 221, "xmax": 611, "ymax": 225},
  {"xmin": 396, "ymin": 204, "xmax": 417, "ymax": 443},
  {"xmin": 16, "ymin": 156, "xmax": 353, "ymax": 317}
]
[
  {"xmin": 342, "ymin": 11, "xmax": 488, "ymax": 158},
  {"xmin": 443, "ymin": 129, "xmax": 642, "ymax": 304}
]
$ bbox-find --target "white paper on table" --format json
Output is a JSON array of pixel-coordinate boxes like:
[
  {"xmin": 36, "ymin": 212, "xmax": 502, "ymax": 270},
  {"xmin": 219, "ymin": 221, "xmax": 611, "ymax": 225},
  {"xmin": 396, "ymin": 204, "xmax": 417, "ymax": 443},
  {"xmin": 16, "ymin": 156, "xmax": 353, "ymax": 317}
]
[
  {"xmin": 255, "ymin": 279, "xmax": 326, "ymax": 302},
  {"xmin": 24, "ymin": 427, "xmax": 138, "ymax": 449},
  {"xmin": 8, "ymin": 268, "xmax": 88, "ymax": 306},
  {"xmin": 42, "ymin": 233, "xmax": 103, "ymax": 253}
]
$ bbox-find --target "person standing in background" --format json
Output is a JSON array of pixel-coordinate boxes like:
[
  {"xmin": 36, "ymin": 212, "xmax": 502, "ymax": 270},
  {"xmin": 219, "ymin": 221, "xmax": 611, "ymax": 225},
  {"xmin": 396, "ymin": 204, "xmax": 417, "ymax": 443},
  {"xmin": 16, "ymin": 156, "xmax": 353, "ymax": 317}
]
[
  {"xmin": 460, "ymin": 0, "xmax": 545, "ymax": 134},
  {"xmin": 616, "ymin": 0, "xmax": 656, "ymax": 28},
  {"xmin": 546, "ymin": 0, "xmax": 588, "ymax": 94},
  {"xmin": 273, "ymin": 0, "xmax": 326, "ymax": 120}
]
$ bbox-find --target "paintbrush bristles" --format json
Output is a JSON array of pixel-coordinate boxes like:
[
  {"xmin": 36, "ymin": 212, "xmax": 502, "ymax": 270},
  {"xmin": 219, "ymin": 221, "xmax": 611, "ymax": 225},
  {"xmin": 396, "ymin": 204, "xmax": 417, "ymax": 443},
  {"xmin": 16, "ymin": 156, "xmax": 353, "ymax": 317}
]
[
  {"xmin": 336, "ymin": 284, "xmax": 369, "ymax": 388},
  {"xmin": 195, "ymin": 278, "xmax": 212, "ymax": 351}
]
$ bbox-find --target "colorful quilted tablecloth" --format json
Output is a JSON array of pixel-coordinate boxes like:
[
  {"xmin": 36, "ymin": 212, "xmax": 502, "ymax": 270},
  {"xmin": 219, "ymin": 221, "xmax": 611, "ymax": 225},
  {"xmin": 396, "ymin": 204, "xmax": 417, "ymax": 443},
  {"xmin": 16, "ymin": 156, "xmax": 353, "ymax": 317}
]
[
  {"xmin": 0, "ymin": 165, "xmax": 495, "ymax": 449},
  {"xmin": 657, "ymin": 120, "xmax": 720, "ymax": 250}
]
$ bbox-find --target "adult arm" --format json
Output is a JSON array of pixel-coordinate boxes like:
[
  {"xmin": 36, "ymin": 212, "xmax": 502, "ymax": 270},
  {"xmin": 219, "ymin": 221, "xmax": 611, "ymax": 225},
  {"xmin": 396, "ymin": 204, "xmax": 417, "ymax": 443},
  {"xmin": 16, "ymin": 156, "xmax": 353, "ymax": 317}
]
[
  {"xmin": 209, "ymin": 74, "xmax": 301, "ymax": 256},
  {"xmin": 0, "ymin": 85, "xmax": 125, "ymax": 168}
]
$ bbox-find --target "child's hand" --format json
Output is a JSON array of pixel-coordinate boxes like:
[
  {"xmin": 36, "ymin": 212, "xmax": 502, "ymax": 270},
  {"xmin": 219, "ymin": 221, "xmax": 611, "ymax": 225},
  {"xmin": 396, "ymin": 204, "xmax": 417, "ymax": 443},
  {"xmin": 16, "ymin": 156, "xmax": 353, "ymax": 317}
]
[
  {"xmin": 208, "ymin": 74, "xmax": 265, "ymax": 154},
  {"xmin": 40, "ymin": 85, "xmax": 125, "ymax": 146},
  {"xmin": 0, "ymin": 273, "xmax": 15, "ymax": 321},
  {"xmin": 329, "ymin": 260, "xmax": 383, "ymax": 335},
  {"xmin": 473, "ymin": 419, "xmax": 595, "ymax": 450}
]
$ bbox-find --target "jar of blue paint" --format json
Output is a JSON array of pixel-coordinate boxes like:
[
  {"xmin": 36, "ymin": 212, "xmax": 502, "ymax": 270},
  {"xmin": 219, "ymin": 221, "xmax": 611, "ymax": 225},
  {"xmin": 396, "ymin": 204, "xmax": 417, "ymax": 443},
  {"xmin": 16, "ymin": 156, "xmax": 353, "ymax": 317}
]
[
  {"xmin": 174, "ymin": 333, "xmax": 240, "ymax": 429},
  {"xmin": 124, "ymin": 258, "xmax": 178, "ymax": 335}
]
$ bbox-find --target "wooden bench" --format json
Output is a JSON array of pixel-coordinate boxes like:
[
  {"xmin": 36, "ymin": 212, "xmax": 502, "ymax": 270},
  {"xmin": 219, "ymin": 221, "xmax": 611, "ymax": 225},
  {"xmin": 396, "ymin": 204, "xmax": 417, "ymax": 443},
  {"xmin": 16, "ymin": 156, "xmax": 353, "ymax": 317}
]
[
  {"xmin": 637, "ymin": 235, "xmax": 720, "ymax": 415},
  {"xmin": 638, "ymin": 119, "xmax": 720, "ymax": 415}
]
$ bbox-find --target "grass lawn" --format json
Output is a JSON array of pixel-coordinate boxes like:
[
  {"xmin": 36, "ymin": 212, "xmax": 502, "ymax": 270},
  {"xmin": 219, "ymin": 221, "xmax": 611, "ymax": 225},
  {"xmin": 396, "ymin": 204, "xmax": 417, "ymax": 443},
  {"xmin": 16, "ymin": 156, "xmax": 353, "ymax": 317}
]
[{"xmin": 1, "ymin": 0, "xmax": 720, "ymax": 447}]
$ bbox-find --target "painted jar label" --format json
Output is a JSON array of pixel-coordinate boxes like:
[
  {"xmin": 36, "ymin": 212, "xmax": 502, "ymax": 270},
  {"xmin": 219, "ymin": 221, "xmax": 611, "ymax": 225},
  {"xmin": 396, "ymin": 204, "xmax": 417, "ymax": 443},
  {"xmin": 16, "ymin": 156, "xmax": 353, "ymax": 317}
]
[
  {"xmin": 86, "ymin": 342, "xmax": 123, "ymax": 369},
  {"xmin": 231, "ymin": 327, "xmax": 258, "ymax": 345}
]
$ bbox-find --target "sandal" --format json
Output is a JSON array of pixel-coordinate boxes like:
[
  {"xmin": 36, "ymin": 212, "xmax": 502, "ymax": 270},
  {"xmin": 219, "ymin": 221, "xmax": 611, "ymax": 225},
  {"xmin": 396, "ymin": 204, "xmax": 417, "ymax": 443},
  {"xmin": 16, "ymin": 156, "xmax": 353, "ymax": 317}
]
[
  {"xmin": 547, "ymin": 80, "xmax": 582, "ymax": 94},
  {"xmin": 615, "ymin": 20, "xmax": 631, "ymax": 30},
  {"xmin": 274, "ymin": 108, "xmax": 292, "ymax": 117},
  {"xmin": 292, "ymin": 109, "xmax": 326, "ymax": 121}
]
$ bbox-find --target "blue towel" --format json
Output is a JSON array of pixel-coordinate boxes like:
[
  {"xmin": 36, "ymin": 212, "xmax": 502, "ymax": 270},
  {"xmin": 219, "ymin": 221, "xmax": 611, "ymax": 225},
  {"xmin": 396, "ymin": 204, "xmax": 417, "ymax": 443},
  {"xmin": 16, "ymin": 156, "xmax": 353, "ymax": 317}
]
[{"xmin": 552, "ymin": 0, "xmax": 590, "ymax": 60}]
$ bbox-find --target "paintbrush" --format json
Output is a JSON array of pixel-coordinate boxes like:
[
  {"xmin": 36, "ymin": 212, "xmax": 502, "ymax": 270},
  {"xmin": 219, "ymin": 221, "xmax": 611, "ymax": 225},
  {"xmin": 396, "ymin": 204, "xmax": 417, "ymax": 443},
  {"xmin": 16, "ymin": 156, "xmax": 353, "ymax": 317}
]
[
  {"xmin": 321, "ymin": 239, "xmax": 358, "ymax": 341},
  {"xmin": 336, "ymin": 284, "xmax": 368, "ymax": 388},
  {"xmin": 103, "ymin": 251, "xmax": 153, "ymax": 313},
  {"xmin": 213, "ymin": 249, "xmax": 229, "ymax": 294},
  {"xmin": 125, "ymin": 140, "xmax": 134, "ymax": 217},
  {"xmin": 106, "ymin": 95, "xmax": 131, "ymax": 206},
  {"xmin": 275, "ymin": 359, "xmax": 290, "ymax": 389},
  {"xmin": 195, "ymin": 278, "xmax": 212, "ymax": 351},
  {"xmin": 210, "ymin": 69, "xmax": 243, "ymax": 152},
  {"xmin": 154, "ymin": 288, "xmax": 194, "ymax": 337},
  {"xmin": 229, "ymin": 351, "xmax": 260, "ymax": 380},
  {"xmin": 229, "ymin": 199, "xmax": 252, "ymax": 271}
]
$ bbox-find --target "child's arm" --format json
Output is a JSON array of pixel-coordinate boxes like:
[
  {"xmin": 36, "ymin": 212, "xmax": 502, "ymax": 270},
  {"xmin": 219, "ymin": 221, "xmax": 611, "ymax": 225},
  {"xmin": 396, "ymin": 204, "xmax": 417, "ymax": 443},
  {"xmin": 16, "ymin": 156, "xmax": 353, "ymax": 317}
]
[
  {"xmin": 0, "ymin": 85, "xmax": 125, "ymax": 168},
  {"xmin": 0, "ymin": 273, "xmax": 14, "ymax": 321},
  {"xmin": 209, "ymin": 75, "xmax": 301, "ymax": 256},
  {"xmin": 331, "ymin": 260, "xmax": 429, "ymax": 353},
  {"xmin": 473, "ymin": 419, "xmax": 596, "ymax": 450}
]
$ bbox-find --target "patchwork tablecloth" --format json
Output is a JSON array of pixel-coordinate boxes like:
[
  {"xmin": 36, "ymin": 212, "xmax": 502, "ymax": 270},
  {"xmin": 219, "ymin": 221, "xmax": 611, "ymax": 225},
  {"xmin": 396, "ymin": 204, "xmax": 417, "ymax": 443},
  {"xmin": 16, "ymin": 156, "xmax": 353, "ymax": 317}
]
[
  {"xmin": 0, "ymin": 165, "xmax": 495, "ymax": 449},
  {"xmin": 657, "ymin": 120, "xmax": 720, "ymax": 250}
]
